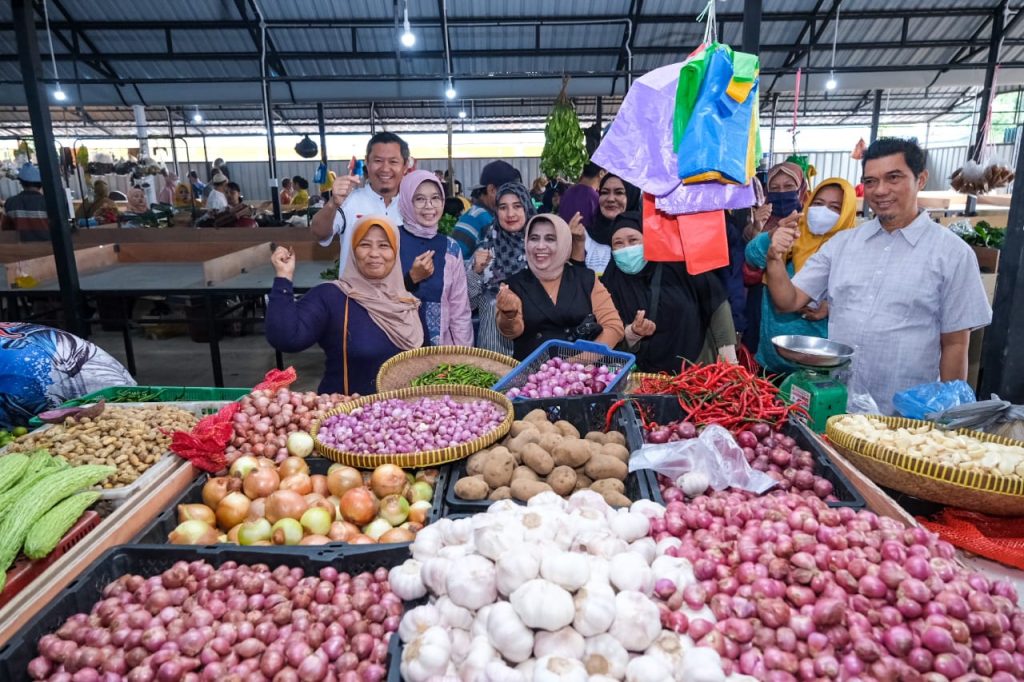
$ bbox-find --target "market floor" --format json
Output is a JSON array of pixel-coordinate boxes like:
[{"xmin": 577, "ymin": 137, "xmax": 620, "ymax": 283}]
[{"xmin": 89, "ymin": 329, "xmax": 323, "ymax": 392}]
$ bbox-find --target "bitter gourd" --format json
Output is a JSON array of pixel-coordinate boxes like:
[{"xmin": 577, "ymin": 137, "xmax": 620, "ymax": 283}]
[{"xmin": 23, "ymin": 491, "xmax": 101, "ymax": 560}]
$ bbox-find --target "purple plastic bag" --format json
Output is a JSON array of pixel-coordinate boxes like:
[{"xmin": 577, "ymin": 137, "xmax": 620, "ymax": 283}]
[
  {"xmin": 592, "ymin": 58, "xmax": 758, "ymax": 214},
  {"xmin": 655, "ymin": 180, "xmax": 756, "ymax": 214}
]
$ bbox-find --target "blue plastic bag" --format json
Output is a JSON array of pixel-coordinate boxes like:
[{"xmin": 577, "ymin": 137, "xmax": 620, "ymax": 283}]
[
  {"xmin": 892, "ymin": 380, "xmax": 977, "ymax": 421},
  {"xmin": 676, "ymin": 46, "xmax": 757, "ymax": 184}
]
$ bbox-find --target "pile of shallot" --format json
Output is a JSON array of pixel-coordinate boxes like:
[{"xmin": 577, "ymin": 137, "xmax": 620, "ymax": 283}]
[
  {"xmin": 226, "ymin": 390, "xmax": 348, "ymax": 464},
  {"xmin": 505, "ymin": 357, "xmax": 619, "ymax": 400},
  {"xmin": 27, "ymin": 559, "xmax": 399, "ymax": 681},
  {"xmin": 317, "ymin": 396, "xmax": 506, "ymax": 454},
  {"xmin": 649, "ymin": 489, "xmax": 1024, "ymax": 680}
]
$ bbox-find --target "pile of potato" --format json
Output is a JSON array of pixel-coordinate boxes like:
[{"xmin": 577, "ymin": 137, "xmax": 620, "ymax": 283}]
[
  {"xmin": 834, "ymin": 414, "xmax": 1024, "ymax": 478},
  {"xmin": 6, "ymin": 406, "xmax": 197, "ymax": 488},
  {"xmin": 453, "ymin": 408, "xmax": 632, "ymax": 506}
]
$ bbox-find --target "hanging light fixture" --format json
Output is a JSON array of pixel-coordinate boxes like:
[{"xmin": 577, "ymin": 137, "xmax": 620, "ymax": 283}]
[
  {"xmin": 457, "ymin": 109, "xmax": 467, "ymax": 119},
  {"xmin": 192, "ymin": 106, "xmax": 203, "ymax": 124},
  {"xmin": 41, "ymin": 0, "xmax": 67, "ymax": 102},
  {"xmin": 825, "ymin": 1, "xmax": 841, "ymax": 91},
  {"xmin": 445, "ymin": 80, "xmax": 457, "ymax": 99},
  {"xmin": 400, "ymin": 1, "xmax": 416, "ymax": 47}
]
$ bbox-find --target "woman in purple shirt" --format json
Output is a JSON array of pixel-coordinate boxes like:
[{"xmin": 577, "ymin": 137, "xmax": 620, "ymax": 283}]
[{"xmin": 266, "ymin": 216, "xmax": 424, "ymax": 395}]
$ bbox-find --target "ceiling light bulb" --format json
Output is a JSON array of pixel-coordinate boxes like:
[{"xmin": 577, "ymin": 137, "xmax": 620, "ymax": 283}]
[
  {"xmin": 54, "ymin": 87, "xmax": 67, "ymax": 102},
  {"xmin": 401, "ymin": 30, "xmax": 416, "ymax": 47},
  {"xmin": 468, "ymin": 124, "xmax": 476, "ymax": 132},
  {"xmin": 445, "ymin": 85, "xmax": 457, "ymax": 99},
  {"xmin": 825, "ymin": 72, "xmax": 837, "ymax": 91},
  {"xmin": 193, "ymin": 113, "xmax": 203, "ymax": 123},
  {"xmin": 458, "ymin": 110, "xmax": 467, "ymax": 119}
]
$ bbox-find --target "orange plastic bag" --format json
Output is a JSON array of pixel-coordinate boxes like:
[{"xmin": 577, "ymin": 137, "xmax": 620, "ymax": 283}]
[
  {"xmin": 919, "ymin": 509, "xmax": 1024, "ymax": 570},
  {"xmin": 642, "ymin": 194, "xmax": 728, "ymax": 274},
  {"xmin": 254, "ymin": 367, "xmax": 297, "ymax": 392},
  {"xmin": 643, "ymin": 193, "xmax": 685, "ymax": 261}
]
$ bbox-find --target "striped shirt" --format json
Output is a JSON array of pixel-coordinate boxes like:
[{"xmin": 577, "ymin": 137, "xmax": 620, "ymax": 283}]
[{"xmin": 0, "ymin": 190, "xmax": 49, "ymax": 241}]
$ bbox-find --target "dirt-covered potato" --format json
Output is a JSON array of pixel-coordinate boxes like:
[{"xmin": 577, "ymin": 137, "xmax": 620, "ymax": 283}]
[
  {"xmin": 454, "ymin": 475, "xmax": 489, "ymax": 500},
  {"xmin": 466, "ymin": 451, "xmax": 488, "ymax": 476},
  {"xmin": 585, "ymin": 440, "xmax": 605, "ymax": 459},
  {"xmin": 533, "ymin": 420, "xmax": 559, "ymax": 436},
  {"xmin": 511, "ymin": 465, "xmax": 539, "ymax": 482},
  {"xmin": 600, "ymin": 490, "xmax": 632, "ymax": 507},
  {"xmin": 547, "ymin": 466, "xmax": 577, "ymax": 495},
  {"xmin": 584, "ymin": 454, "xmax": 629, "ymax": 481},
  {"xmin": 590, "ymin": 478, "xmax": 625, "ymax": 496},
  {"xmin": 574, "ymin": 473, "xmax": 593, "ymax": 491},
  {"xmin": 482, "ymin": 449, "xmax": 516, "ymax": 488},
  {"xmin": 552, "ymin": 440, "xmax": 591, "ymax": 468},
  {"xmin": 489, "ymin": 486, "xmax": 512, "ymax": 501},
  {"xmin": 509, "ymin": 421, "xmax": 538, "ymax": 438},
  {"xmin": 554, "ymin": 421, "xmax": 581, "ymax": 439},
  {"xmin": 604, "ymin": 431, "xmax": 626, "ymax": 447},
  {"xmin": 511, "ymin": 478, "xmax": 553, "ymax": 501},
  {"xmin": 537, "ymin": 432, "xmax": 564, "ymax": 453},
  {"xmin": 600, "ymin": 443, "xmax": 630, "ymax": 464},
  {"xmin": 521, "ymin": 443, "xmax": 554, "ymax": 476},
  {"xmin": 523, "ymin": 409, "xmax": 549, "ymax": 424},
  {"xmin": 584, "ymin": 431, "xmax": 608, "ymax": 445},
  {"xmin": 489, "ymin": 445, "xmax": 516, "ymax": 466},
  {"xmin": 507, "ymin": 429, "xmax": 541, "ymax": 453}
]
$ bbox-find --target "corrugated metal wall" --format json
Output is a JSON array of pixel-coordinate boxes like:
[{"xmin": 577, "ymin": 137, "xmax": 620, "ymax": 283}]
[{"xmin": 770, "ymin": 143, "xmax": 1016, "ymax": 192}]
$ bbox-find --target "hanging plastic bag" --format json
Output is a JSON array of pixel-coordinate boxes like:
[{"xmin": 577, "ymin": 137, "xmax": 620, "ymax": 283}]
[
  {"xmin": 654, "ymin": 178, "xmax": 756, "ymax": 214},
  {"xmin": 851, "ymin": 138, "xmax": 866, "ymax": 160},
  {"xmin": 643, "ymin": 192, "xmax": 686, "ymax": 261},
  {"xmin": 677, "ymin": 46, "xmax": 759, "ymax": 184},
  {"xmin": 313, "ymin": 163, "xmax": 327, "ymax": 186},
  {"xmin": 892, "ymin": 380, "xmax": 977, "ymax": 421},
  {"xmin": 628, "ymin": 424, "xmax": 777, "ymax": 494},
  {"xmin": 677, "ymin": 210, "xmax": 729, "ymax": 274},
  {"xmin": 672, "ymin": 43, "xmax": 714, "ymax": 151}
]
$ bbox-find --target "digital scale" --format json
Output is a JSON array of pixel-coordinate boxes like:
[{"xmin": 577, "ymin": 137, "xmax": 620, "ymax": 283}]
[{"xmin": 773, "ymin": 335, "xmax": 856, "ymax": 433}]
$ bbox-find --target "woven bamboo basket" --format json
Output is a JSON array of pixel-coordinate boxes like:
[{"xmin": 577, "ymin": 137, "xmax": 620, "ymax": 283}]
[
  {"xmin": 375, "ymin": 346, "xmax": 519, "ymax": 393},
  {"xmin": 826, "ymin": 414, "xmax": 1024, "ymax": 516},
  {"xmin": 311, "ymin": 384, "xmax": 514, "ymax": 469}
]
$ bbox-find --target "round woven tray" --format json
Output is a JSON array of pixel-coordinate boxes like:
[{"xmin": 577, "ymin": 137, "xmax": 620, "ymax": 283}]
[
  {"xmin": 311, "ymin": 384, "xmax": 514, "ymax": 469},
  {"xmin": 826, "ymin": 414, "xmax": 1024, "ymax": 516},
  {"xmin": 375, "ymin": 346, "xmax": 520, "ymax": 393}
]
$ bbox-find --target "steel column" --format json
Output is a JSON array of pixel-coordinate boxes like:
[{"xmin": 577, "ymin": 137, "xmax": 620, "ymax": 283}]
[
  {"xmin": 870, "ymin": 89, "xmax": 883, "ymax": 143},
  {"xmin": 317, "ymin": 102, "xmax": 328, "ymax": 166},
  {"xmin": 743, "ymin": 0, "xmax": 762, "ymax": 54},
  {"xmin": 12, "ymin": 0, "xmax": 85, "ymax": 337},
  {"xmin": 970, "ymin": 1, "xmax": 1008, "ymax": 162}
]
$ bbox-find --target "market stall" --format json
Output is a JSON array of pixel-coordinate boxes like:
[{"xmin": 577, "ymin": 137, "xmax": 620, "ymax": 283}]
[{"xmin": 0, "ymin": 337, "xmax": 1020, "ymax": 681}]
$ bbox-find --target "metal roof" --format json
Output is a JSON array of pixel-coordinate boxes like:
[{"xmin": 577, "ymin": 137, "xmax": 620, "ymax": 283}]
[{"xmin": 0, "ymin": 0, "xmax": 1021, "ymax": 135}]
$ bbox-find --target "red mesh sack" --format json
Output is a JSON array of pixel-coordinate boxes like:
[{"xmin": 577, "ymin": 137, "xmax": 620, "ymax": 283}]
[
  {"xmin": 168, "ymin": 402, "xmax": 240, "ymax": 473},
  {"xmin": 918, "ymin": 509, "xmax": 1024, "ymax": 570},
  {"xmin": 253, "ymin": 367, "xmax": 297, "ymax": 392}
]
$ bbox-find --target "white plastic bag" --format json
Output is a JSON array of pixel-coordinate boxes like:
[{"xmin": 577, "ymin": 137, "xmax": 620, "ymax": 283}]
[{"xmin": 628, "ymin": 425, "xmax": 777, "ymax": 494}]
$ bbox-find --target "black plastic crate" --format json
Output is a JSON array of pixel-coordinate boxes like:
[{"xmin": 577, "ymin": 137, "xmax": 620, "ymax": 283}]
[
  {"xmin": 624, "ymin": 396, "xmax": 866, "ymax": 509},
  {"xmin": 133, "ymin": 457, "xmax": 449, "ymax": 548},
  {"xmin": 0, "ymin": 543, "xmax": 412, "ymax": 681},
  {"xmin": 444, "ymin": 395, "xmax": 658, "ymax": 514}
]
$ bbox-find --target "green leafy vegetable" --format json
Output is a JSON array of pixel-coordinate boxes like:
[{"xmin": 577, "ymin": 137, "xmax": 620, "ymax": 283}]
[{"xmin": 540, "ymin": 77, "xmax": 588, "ymax": 182}]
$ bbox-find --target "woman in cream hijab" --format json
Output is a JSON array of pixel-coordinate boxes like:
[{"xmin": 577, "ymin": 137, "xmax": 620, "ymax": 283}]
[
  {"xmin": 496, "ymin": 213, "xmax": 624, "ymax": 361},
  {"xmin": 265, "ymin": 215, "xmax": 423, "ymax": 395}
]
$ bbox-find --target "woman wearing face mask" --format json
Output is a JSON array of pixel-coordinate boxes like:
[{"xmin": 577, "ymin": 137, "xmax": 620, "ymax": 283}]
[
  {"xmin": 581, "ymin": 174, "xmax": 642, "ymax": 275},
  {"xmin": 602, "ymin": 212, "xmax": 737, "ymax": 373},
  {"xmin": 495, "ymin": 214, "xmax": 624, "ymax": 361},
  {"xmin": 467, "ymin": 183, "xmax": 534, "ymax": 355},
  {"xmin": 744, "ymin": 177, "xmax": 857, "ymax": 373},
  {"xmin": 397, "ymin": 170, "xmax": 474, "ymax": 347},
  {"xmin": 265, "ymin": 216, "xmax": 423, "ymax": 395}
]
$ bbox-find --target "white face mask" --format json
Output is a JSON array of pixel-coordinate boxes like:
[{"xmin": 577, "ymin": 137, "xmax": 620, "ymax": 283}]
[{"xmin": 806, "ymin": 205, "xmax": 840, "ymax": 235}]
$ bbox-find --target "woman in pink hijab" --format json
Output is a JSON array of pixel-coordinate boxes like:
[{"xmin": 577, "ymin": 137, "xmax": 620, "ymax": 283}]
[
  {"xmin": 157, "ymin": 171, "xmax": 178, "ymax": 205},
  {"xmin": 396, "ymin": 169, "xmax": 473, "ymax": 346}
]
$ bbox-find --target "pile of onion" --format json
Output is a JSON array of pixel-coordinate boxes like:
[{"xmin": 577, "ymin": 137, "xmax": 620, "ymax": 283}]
[
  {"xmin": 505, "ymin": 356, "xmax": 619, "ymax": 399},
  {"xmin": 170, "ymin": 458, "xmax": 437, "ymax": 548},
  {"xmin": 648, "ymin": 489, "xmax": 1024, "ymax": 680},
  {"xmin": 317, "ymin": 396, "xmax": 505, "ymax": 454},
  {"xmin": 649, "ymin": 421, "xmax": 838, "ymax": 503},
  {"xmin": 27, "ymin": 560, "xmax": 399, "ymax": 682},
  {"xmin": 225, "ymin": 389, "xmax": 349, "ymax": 464}
]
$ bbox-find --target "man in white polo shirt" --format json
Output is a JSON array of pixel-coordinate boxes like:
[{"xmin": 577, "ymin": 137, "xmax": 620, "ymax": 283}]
[{"xmin": 310, "ymin": 132, "xmax": 408, "ymax": 266}]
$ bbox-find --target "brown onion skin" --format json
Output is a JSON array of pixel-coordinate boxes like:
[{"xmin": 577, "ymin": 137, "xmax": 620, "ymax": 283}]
[
  {"xmin": 326, "ymin": 466, "xmax": 363, "ymax": 498},
  {"xmin": 214, "ymin": 493, "xmax": 250, "ymax": 531},
  {"xmin": 310, "ymin": 474, "xmax": 329, "ymax": 497},
  {"xmin": 242, "ymin": 467, "xmax": 280, "ymax": 499},
  {"xmin": 279, "ymin": 473, "xmax": 313, "ymax": 496},
  {"xmin": 265, "ymin": 490, "xmax": 308, "ymax": 524},
  {"xmin": 339, "ymin": 488, "xmax": 377, "ymax": 526}
]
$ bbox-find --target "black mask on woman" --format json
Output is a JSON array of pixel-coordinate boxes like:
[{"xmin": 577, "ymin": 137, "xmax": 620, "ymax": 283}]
[{"xmin": 766, "ymin": 190, "xmax": 802, "ymax": 217}]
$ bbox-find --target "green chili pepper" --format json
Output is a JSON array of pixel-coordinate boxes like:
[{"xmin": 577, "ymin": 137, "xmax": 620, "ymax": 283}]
[{"xmin": 412, "ymin": 363, "xmax": 499, "ymax": 389}]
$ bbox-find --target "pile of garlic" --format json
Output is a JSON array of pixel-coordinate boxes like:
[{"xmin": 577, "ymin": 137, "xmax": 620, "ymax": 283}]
[{"xmin": 389, "ymin": 490, "xmax": 756, "ymax": 682}]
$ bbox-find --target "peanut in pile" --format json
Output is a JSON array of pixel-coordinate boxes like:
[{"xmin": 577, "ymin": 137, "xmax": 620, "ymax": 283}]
[{"xmin": 6, "ymin": 406, "xmax": 197, "ymax": 488}]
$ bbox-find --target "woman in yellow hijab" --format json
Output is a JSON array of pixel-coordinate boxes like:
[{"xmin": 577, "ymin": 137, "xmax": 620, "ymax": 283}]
[{"xmin": 743, "ymin": 177, "xmax": 856, "ymax": 373}]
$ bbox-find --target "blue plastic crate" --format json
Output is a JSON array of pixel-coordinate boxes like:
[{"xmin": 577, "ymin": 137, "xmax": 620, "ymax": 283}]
[{"xmin": 490, "ymin": 340, "xmax": 636, "ymax": 400}]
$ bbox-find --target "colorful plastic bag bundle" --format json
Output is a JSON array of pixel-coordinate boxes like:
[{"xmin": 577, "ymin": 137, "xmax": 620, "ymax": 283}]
[{"xmin": 592, "ymin": 41, "xmax": 760, "ymax": 275}]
